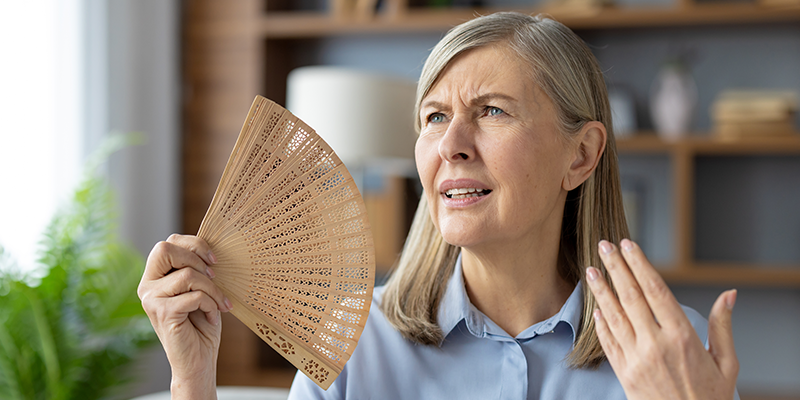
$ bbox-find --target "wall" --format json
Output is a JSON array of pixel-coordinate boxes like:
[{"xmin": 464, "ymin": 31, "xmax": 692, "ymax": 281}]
[{"xmin": 84, "ymin": 0, "xmax": 180, "ymax": 397}]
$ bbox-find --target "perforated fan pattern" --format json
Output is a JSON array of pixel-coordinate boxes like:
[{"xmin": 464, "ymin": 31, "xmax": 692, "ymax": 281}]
[{"xmin": 197, "ymin": 96, "xmax": 375, "ymax": 390}]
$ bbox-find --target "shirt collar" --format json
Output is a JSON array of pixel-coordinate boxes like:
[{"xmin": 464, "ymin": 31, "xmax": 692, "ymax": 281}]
[
  {"xmin": 436, "ymin": 252, "xmax": 585, "ymax": 342},
  {"xmin": 437, "ymin": 252, "xmax": 473, "ymax": 339}
]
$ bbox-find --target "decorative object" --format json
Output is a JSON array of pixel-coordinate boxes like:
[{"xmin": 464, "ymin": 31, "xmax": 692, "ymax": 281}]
[
  {"xmin": 197, "ymin": 96, "xmax": 376, "ymax": 390},
  {"xmin": 608, "ymin": 88, "xmax": 638, "ymax": 138},
  {"xmin": 650, "ymin": 61, "xmax": 697, "ymax": 141},
  {"xmin": 0, "ymin": 135, "xmax": 156, "ymax": 399},
  {"xmin": 712, "ymin": 90, "xmax": 798, "ymax": 139}
]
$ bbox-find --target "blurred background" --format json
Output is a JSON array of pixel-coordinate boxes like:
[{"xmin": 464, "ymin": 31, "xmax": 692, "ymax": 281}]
[{"xmin": 1, "ymin": 0, "xmax": 799, "ymax": 399}]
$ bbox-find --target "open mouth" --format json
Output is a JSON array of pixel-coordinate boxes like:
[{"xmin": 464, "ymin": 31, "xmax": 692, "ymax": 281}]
[{"xmin": 444, "ymin": 188, "xmax": 492, "ymax": 199}]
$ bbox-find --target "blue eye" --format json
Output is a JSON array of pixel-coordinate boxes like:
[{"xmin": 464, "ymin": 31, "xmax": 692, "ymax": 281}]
[
  {"xmin": 428, "ymin": 113, "xmax": 445, "ymax": 123},
  {"xmin": 487, "ymin": 106, "xmax": 504, "ymax": 116}
]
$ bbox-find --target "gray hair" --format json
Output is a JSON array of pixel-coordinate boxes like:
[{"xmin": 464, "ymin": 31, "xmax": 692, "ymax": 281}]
[{"xmin": 383, "ymin": 12, "xmax": 628, "ymax": 368}]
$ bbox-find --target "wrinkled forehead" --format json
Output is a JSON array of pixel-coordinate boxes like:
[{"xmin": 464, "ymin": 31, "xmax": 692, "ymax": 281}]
[{"xmin": 419, "ymin": 44, "xmax": 546, "ymax": 111}]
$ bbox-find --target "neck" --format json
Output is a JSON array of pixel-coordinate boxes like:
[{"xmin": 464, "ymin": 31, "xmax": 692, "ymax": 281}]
[{"xmin": 460, "ymin": 223, "xmax": 574, "ymax": 337}]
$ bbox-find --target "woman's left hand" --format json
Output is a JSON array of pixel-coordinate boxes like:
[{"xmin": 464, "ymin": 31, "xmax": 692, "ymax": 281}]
[{"xmin": 585, "ymin": 239, "xmax": 739, "ymax": 400}]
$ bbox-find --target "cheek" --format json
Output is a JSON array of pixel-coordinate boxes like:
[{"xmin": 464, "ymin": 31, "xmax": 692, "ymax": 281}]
[{"xmin": 414, "ymin": 136, "xmax": 439, "ymax": 191}]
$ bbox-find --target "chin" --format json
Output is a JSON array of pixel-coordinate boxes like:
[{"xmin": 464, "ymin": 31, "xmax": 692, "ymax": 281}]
[{"xmin": 437, "ymin": 223, "xmax": 484, "ymax": 248}]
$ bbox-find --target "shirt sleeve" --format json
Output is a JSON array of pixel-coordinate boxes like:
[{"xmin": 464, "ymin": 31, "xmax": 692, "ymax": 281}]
[{"xmin": 287, "ymin": 369, "xmax": 345, "ymax": 400}]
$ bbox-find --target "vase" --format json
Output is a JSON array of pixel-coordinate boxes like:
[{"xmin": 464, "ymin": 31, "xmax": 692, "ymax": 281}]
[{"xmin": 650, "ymin": 66, "xmax": 697, "ymax": 141}]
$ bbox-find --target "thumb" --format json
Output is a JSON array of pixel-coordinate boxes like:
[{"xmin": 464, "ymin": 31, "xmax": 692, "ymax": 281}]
[{"xmin": 708, "ymin": 289, "xmax": 739, "ymax": 379}]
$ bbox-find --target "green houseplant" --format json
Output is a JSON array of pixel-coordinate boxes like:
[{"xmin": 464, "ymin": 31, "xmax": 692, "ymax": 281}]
[{"xmin": 0, "ymin": 136, "xmax": 157, "ymax": 399}]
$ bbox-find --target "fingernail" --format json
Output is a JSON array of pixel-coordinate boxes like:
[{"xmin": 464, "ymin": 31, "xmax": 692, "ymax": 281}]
[
  {"xmin": 593, "ymin": 308, "xmax": 602, "ymax": 321},
  {"xmin": 206, "ymin": 267, "xmax": 216, "ymax": 279},
  {"xmin": 208, "ymin": 251, "xmax": 217, "ymax": 264},
  {"xmin": 224, "ymin": 297, "xmax": 233, "ymax": 311},
  {"xmin": 599, "ymin": 240, "xmax": 613, "ymax": 255},
  {"xmin": 726, "ymin": 289, "xmax": 737, "ymax": 310},
  {"xmin": 621, "ymin": 239, "xmax": 633, "ymax": 252},
  {"xmin": 586, "ymin": 266, "xmax": 598, "ymax": 281}
]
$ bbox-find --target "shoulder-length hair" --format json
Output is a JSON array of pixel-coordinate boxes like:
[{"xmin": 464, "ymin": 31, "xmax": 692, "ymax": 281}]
[{"xmin": 380, "ymin": 12, "xmax": 629, "ymax": 368}]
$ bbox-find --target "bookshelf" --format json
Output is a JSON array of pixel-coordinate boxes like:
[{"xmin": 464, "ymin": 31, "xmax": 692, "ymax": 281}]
[
  {"xmin": 181, "ymin": 0, "xmax": 800, "ymax": 393},
  {"xmin": 616, "ymin": 134, "xmax": 800, "ymax": 287}
]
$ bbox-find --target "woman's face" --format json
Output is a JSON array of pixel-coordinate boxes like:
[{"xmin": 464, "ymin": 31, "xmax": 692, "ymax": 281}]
[{"xmin": 416, "ymin": 45, "xmax": 575, "ymax": 251}]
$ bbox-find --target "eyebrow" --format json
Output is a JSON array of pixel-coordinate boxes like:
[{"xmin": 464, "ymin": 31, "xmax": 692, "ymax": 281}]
[
  {"xmin": 471, "ymin": 92, "xmax": 517, "ymax": 106},
  {"xmin": 420, "ymin": 92, "xmax": 517, "ymax": 111}
]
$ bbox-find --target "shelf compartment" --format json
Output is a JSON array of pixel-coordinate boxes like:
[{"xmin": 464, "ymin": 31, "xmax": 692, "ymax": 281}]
[{"xmin": 694, "ymin": 154, "xmax": 800, "ymax": 265}]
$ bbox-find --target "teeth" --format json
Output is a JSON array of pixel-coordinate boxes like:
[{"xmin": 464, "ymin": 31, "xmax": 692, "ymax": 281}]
[
  {"xmin": 446, "ymin": 188, "xmax": 482, "ymax": 195},
  {"xmin": 444, "ymin": 188, "xmax": 488, "ymax": 199}
]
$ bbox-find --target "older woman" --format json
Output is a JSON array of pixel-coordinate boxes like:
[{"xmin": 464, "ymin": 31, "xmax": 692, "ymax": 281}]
[{"xmin": 138, "ymin": 12, "xmax": 739, "ymax": 400}]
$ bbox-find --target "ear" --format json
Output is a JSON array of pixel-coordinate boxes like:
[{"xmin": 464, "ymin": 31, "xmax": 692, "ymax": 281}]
[{"xmin": 562, "ymin": 121, "xmax": 607, "ymax": 191}]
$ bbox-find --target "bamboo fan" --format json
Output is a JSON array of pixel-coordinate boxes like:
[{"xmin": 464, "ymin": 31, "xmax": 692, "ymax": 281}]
[{"xmin": 197, "ymin": 95, "xmax": 375, "ymax": 390}]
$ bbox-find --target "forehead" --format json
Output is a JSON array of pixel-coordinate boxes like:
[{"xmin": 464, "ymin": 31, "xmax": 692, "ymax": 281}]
[{"xmin": 425, "ymin": 44, "xmax": 536, "ymax": 101}]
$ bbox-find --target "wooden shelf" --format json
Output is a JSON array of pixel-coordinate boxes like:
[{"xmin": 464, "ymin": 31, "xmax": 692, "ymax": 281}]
[
  {"xmin": 617, "ymin": 133, "xmax": 800, "ymax": 154},
  {"xmin": 618, "ymin": 133, "xmax": 800, "ymax": 287},
  {"xmin": 262, "ymin": 3, "xmax": 800, "ymax": 38},
  {"xmin": 661, "ymin": 263, "xmax": 800, "ymax": 287}
]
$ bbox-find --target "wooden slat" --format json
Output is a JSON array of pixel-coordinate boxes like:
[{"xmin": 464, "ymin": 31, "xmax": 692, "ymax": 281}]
[
  {"xmin": 673, "ymin": 146, "xmax": 694, "ymax": 272},
  {"xmin": 687, "ymin": 135, "xmax": 800, "ymax": 154},
  {"xmin": 617, "ymin": 134, "xmax": 800, "ymax": 154},
  {"xmin": 260, "ymin": 4, "xmax": 800, "ymax": 38},
  {"xmin": 616, "ymin": 133, "xmax": 675, "ymax": 153},
  {"xmin": 182, "ymin": 0, "xmax": 264, "ymax": 235},
  {"xmin": 662, "ymin": 263, "xmax": 800, "ymax": 287}
]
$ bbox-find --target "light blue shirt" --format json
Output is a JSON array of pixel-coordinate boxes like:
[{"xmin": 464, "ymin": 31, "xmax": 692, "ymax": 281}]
[{"xmin": 288, "ymin": 254, "xmax": 734, "ymax": 399}]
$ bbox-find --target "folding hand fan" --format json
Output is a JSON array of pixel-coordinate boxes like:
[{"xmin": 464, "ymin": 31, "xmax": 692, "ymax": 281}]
[{"xmin": 197, "ymin": 95, "xmax": 375, "ymax": 389}]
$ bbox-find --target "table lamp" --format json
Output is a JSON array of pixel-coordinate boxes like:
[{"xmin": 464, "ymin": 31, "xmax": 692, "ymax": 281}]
[{"xmin": 286, "ymin": 66, "xmax": 417, "ymax": 169}]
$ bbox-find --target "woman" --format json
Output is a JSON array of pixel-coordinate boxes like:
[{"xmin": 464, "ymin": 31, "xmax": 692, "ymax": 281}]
[{"xmin": 138, "ymin": 12, "xmax": 739, "ymax": 399}]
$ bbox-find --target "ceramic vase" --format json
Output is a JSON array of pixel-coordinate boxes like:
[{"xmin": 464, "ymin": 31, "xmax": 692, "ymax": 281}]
[{"xmin": 650, "ymin": 65, "xmax": 697, "ymax": 141}]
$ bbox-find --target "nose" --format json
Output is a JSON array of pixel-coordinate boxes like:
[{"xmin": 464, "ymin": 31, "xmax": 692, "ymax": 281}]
[{"xmin": 437, "ymin": 116, "xmax": 475, "ymax": 163}]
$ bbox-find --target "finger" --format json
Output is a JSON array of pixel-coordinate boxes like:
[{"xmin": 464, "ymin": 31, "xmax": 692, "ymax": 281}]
[
  {"xmin": 144, "ymin": 240, "xmax": 213, "ymax": 282},
  {"xmin": 166, "ymin": 290, "xmax": 221, "ymax": 326},
  {"xmin": 586, "ymin": 266, "xmax": 637, "ymax": 347},
  {"xmin": 188, "ymin": 308, "xmax": 221, "ymax": 334},
  {"xmin": 708, "ymin": 289, "xmax": 739, "ymax": 380},
  {"xmin": 593, "ymin": 308, "xmax": 627, "ymax": 371},
  {"xmin": 158, "ymin": 268, "xmax": 232, "ymax": 313},
  {"xmin": 597, "ymin": 240, "xmax": 658, "ymax": 334},
  {"xmin": 167, "ymin": 234, "xmax": 217, "ymax": 266},
  {"xmin": 618, "ymin": 239, "xmax": 686, "ymax": 329}
]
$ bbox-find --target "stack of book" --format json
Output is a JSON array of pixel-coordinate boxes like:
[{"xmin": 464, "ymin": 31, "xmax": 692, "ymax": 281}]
[{"xmin": 711, "ymin": 90, "xmax": 798, "ymax": 139}]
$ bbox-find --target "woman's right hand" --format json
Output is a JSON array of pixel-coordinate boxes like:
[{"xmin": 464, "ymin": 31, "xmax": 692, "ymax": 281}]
[{"xmin": 137, "ymin": 234, "xmax": 233, "ymax": 399}]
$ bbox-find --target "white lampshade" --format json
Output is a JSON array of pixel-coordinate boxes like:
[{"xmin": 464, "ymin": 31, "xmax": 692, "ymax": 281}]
[{"xmin": 286, "ymin": 66, "xmax": 417, "ymax": 167}]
